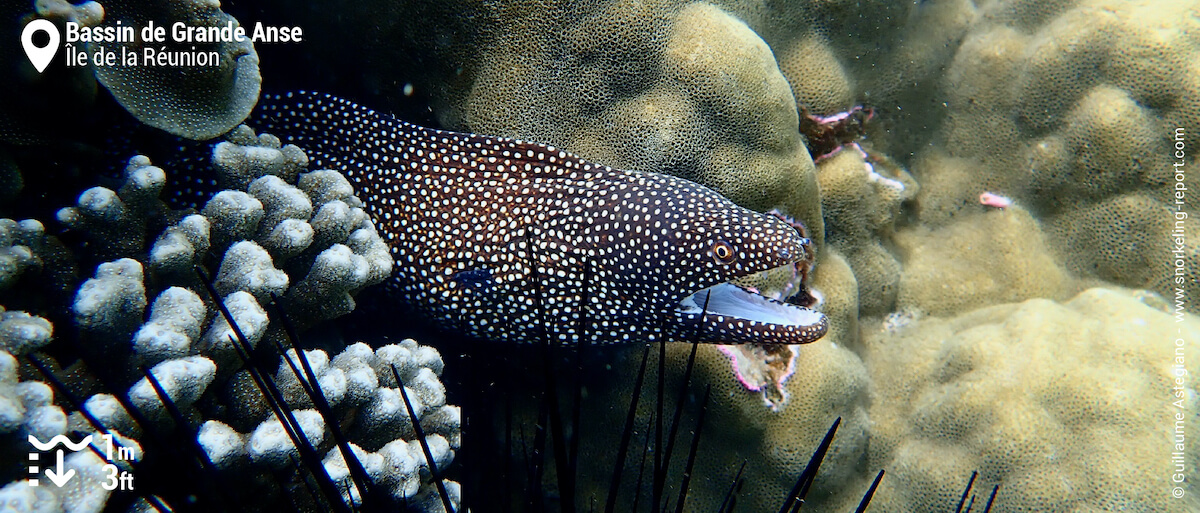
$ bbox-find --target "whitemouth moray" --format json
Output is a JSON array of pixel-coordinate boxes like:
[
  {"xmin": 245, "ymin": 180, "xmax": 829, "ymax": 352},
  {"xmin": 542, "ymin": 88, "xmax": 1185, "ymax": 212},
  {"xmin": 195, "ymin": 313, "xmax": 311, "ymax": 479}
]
[{"xmin": 254, "ymin": 92, "xmax": 827, "ymax": 346}]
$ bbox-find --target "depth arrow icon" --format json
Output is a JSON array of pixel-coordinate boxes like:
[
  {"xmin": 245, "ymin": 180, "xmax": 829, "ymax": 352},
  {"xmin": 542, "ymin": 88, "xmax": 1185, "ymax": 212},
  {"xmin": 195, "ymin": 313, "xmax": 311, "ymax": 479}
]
[{"xmin": 44, "ymin": 450, "xmax": 75, "ymax": 487}]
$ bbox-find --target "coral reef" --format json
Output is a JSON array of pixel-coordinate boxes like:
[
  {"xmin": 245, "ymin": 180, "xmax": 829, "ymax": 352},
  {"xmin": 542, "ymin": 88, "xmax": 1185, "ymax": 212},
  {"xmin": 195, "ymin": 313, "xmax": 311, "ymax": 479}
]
[
  {"xmin": 47, "ymin": 339, "xmax": 461, "ymax": 511},
  {"xmin": 88, "ymin": 0, "xmax": 262, "ymax": 140},
  {"xmin": 0, "ymin": 219, "xmax": 55, "ymax": 356},
  {"xmin": 72, "ymin": 258, "xmax": 148, "ymax": 351},
  {"xmin": 901, "ymin": 0, "xmax": 1200, "ymax": 307},
  {"xmin": 0, "ymin": 349, "xmax": 116, "ymax": 513},
  {"xmin": 816, "ymin": 149, "xmax": 917, "ymax": 316},
  {"xmin": 56, "ymin": 155, "xmax": 168, "ymax": 263},
  {"xmin": 289, "ymin": 1, "xmax": 1198, "ymax": 508},
  {"xmin": 859, "ymin": 288, "xmax": 1200, "ymax": 511},
  {"xmin": 337, "ymin": 0, "xmax": 1198, "ymax": 310},
  {"xmin": 128, "ymin": 355, "xmax": 217, "ymax": 421},
  {"xmin": 0, "ymin": 126, "xmax": 442, "ymax": 511},
  {"xmin": 577, "ymin": 287, "xmax": 1200, "ymax": 511},
  {"xmin": 575, "ymin": 334, "xmax": 871, "ymax": 511},
  {"xmin": 0, "ymin": 446, "xmax": 128, "ymax": 513},
  {"xmin": 0, "ymin": 219, "xmax": 49, "ymax": 290},
  {"xmin": 191, "ymin": 340, "xmax": 461, "ymax": 507},
  {"xmin": 896, "ymin": 206, "xmax": 1071, "ymax": 317},
  {"xmin": 0, "ymin": 306, "xmax": 52, "ymax": 355},
  {"xmin": 0, "ymin": 350, "xmax": 66, "ymax": 440},
  {"xmin": 61, "ymin": 126, "xmax": 391, "ymax": 363},
  {"xmin": 687, "ymin": 339, "xmax": 871, "ymax": 510},
  {"xmin": 3, "ymin": 0, "xmax": 258, "ymax": 143},
  {"xmin": 776, "ymin": 34, "xmax": 854, "ymax": 117}
]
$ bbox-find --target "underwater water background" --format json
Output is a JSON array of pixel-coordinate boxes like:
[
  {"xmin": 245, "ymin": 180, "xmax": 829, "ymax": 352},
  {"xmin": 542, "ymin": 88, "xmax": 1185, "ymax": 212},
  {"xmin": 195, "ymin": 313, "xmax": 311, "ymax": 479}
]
[{"xmin": 1, "ymin": 0, "xmax": 1198, "ymax": 511}]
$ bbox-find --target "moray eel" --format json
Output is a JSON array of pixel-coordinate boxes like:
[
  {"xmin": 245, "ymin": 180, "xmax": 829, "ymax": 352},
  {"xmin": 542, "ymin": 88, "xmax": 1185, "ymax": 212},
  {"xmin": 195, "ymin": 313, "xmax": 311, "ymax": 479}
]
[{"xmin": 253, "ymin": 92, "xmax": 827, "ymax": 346}]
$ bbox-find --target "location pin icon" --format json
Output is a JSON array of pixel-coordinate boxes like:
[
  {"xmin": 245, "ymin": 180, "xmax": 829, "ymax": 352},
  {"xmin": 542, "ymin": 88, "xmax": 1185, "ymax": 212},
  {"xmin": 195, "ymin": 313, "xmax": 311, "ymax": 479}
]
[{"xmin": 21, "ymin": 19, "xmax": 60, "ymax": 73}]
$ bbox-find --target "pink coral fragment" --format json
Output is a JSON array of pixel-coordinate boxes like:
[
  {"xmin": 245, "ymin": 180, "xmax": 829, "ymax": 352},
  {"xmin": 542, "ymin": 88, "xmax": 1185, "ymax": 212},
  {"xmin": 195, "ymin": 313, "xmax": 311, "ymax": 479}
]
[{"xmin": 979, "ymin": 192, "xmax": 1013, "ymax": 209}]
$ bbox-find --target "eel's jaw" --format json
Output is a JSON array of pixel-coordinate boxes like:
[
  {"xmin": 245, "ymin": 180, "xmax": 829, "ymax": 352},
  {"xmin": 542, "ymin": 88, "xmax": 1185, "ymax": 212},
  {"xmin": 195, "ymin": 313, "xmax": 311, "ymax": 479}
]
[{"xmin": 675, "ymin": 282, "xmax": 828, "ymax": 345}]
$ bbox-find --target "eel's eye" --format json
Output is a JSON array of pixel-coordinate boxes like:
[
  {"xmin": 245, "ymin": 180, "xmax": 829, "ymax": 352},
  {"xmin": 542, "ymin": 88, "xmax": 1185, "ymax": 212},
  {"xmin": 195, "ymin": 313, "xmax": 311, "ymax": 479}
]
[{"xmin": 711, "ymin": 240, "xmax": 737, "ymax": 265}]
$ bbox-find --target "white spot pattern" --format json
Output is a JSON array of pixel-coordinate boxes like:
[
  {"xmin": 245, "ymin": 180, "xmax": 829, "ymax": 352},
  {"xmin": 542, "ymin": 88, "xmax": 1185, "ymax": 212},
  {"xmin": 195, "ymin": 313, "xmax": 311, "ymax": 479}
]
[{"xmin": 254, "ymin": 92, "xmax": 827, "ymax": 345}]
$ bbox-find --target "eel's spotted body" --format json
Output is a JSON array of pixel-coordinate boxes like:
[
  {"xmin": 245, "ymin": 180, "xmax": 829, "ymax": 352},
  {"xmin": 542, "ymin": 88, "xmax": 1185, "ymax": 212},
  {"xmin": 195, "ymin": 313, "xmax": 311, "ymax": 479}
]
[{"xmin": 254, "ymin": 92, "xmax": 827, "ymax": 345}]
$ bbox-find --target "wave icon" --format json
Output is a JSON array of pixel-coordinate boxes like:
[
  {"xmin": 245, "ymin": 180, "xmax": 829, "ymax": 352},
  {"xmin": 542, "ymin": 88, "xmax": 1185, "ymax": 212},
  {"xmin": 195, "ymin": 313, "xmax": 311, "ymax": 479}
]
[{"xmin": 29, "ymin": 434, "xmax": 93, "ymax": 452}]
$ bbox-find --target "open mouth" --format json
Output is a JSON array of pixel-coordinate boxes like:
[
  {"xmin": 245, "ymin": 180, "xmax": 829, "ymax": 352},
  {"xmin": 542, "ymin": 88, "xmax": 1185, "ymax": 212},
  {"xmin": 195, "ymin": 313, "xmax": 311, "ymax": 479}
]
[{"xmin": 676, "ymin": 282, "xmax": 828, "ymax": 345}]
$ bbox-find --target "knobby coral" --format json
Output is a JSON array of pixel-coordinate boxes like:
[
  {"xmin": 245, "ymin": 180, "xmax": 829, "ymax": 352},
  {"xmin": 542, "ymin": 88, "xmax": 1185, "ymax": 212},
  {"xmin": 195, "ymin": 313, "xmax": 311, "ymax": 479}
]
[
  {"xmin": 862, "ymin": 288, "xmax": 1200, "ymax": 511},
  {"xmin": 61, "ymin": 125, "xmax": 391, "ymax": 364},
  {"xmin": 0, "ymin": 125, "xmax": 461, "ymax": 512}
]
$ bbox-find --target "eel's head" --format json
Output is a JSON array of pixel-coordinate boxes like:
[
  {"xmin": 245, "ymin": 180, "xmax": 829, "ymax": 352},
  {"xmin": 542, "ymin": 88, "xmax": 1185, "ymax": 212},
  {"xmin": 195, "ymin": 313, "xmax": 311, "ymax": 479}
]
[
  {"xmin": 669, "ymin": 208, "xmax": 827, "ymax": 345},
  {"xmin": 608, "ymin": 173, "xmax": 828, "ymax": 345}
]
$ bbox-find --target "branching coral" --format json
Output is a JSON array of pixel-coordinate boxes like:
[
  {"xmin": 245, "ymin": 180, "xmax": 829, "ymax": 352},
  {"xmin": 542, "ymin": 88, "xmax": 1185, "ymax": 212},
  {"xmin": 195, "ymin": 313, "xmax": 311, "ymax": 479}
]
[
  {"xmin": 0, "ymin": 306, "xmax": 52, "ymax": 355},
  {"xmin": 0, "ymin": 219, "xmax": 47, "ymax": 290},
  {"xmin": 0, "ymin": 126, "xmax": 449, "ymax": 511},
  {"xmin": 61, "ymin": 126, "xmax": 391, "ymax": 366},
  {"xmin": 190, "ymin": 340, "xmax": 461, "ymax": 507},
  {"xmin": 0, "ymin": 220, "xmax": 55, "ymax": 355},
  {"xmin": 0, "ymin": 349, "xmax": 112, "ymax": 513},
  {"xmin": 0, "ymin": 350, "xmax": 65, "ymax": 440}
]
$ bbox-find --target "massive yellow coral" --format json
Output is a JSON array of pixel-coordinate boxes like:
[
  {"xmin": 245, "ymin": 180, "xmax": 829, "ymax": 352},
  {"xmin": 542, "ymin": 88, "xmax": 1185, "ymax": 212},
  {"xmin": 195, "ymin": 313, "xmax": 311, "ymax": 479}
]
[
  {"xmin": 860, "ymin": 288, "xmax": 1200, "ymax": 511},
  {"xmin": 817, "ymin": 150, "xmax": 917, "ymax": 315},
  {"xmin": 908, "ymin": 0, "xmax": 1200, "ymax": 308},
  {"xmin": 896, "ymin": 206, "xmax": 1072, "ymax": 317},
  {"xmin": 776, "ymin": 34, "xmax": 854, "ymax": 117}
]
